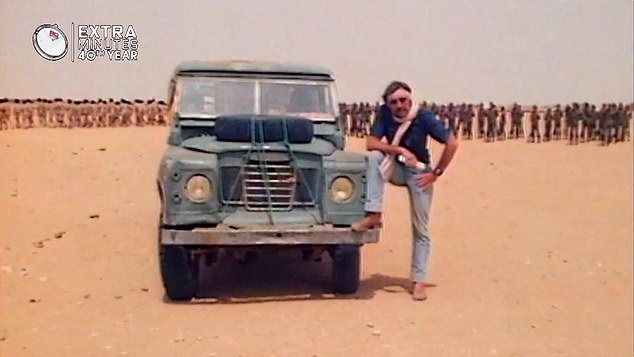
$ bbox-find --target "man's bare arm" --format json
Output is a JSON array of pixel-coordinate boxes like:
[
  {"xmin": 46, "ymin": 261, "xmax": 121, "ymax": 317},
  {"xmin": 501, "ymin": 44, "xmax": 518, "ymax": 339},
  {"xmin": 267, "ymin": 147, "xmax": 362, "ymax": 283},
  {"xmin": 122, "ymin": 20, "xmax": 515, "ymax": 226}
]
[
  {"xmin": 434, "ymin": 133, "xmax": 459, "ymax": 172},
  {"xmin": 366, "ymin": 136, "xmax": 404, "ymax": 155}
]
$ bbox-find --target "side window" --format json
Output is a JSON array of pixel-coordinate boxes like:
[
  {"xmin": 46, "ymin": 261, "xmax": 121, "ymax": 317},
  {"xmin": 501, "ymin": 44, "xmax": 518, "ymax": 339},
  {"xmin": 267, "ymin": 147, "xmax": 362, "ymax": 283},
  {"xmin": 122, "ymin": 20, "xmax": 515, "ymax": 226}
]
[
  {"xmin": 167, "ymin": 79, "xmax": 175, "ymax": 108},
  {"xmin": 172, "ymin": 80, "xmax": 184, "ymax": 113},
  {"xmin": 166, "ymin": 80, "xmax": 177, "ymax": 120}
]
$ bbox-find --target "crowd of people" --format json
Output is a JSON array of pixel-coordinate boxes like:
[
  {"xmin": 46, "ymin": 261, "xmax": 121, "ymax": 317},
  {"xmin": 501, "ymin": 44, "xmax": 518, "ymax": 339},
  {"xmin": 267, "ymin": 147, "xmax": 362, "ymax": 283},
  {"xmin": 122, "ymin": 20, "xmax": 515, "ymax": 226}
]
[
  {"xmin": 0, "ymin": 98, "xmax": 168, "ymax": 129},
  {"xmin": 340, "ymin": 101, "xmax": 632, "ymax": 145},
  {"xmin": 1, "ymin": 98, "xmax": 631, "ymax": 146}
]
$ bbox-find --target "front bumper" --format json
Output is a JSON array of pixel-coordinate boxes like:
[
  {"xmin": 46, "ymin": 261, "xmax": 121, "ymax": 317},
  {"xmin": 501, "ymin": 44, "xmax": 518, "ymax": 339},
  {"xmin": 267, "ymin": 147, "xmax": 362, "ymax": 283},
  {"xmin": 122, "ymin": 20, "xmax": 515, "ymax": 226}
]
[{"xmin": 160, "ymin": 224, "xmax": 380, "ymax": 246}]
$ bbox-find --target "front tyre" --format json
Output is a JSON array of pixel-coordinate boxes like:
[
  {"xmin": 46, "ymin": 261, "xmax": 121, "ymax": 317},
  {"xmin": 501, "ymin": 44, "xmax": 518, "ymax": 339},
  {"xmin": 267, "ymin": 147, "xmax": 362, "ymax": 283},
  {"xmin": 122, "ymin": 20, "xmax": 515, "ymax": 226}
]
[
  {"xmin": 332, "ymin": 244, "xmax": 361, "ymax": 294},
  {"xmin": 159, "ymin": 243, "xmax": 199, "ymax": 301}
]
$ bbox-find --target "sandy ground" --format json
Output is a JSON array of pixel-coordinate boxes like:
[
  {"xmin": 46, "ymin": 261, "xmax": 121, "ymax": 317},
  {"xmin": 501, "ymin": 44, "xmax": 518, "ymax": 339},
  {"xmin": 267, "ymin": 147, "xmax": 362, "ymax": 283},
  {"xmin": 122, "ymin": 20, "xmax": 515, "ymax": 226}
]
[{"xmin": 0, "ymin": 127, "xmax": 632, "ymax": 357}]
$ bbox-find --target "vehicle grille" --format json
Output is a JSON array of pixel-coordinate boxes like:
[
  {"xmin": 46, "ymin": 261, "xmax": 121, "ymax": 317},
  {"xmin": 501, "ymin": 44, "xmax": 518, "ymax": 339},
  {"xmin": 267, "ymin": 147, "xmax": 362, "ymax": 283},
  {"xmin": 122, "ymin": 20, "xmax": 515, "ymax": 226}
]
[{"xmin": 221, "ymin": 160, "xmax": 318, "ymax": 211}]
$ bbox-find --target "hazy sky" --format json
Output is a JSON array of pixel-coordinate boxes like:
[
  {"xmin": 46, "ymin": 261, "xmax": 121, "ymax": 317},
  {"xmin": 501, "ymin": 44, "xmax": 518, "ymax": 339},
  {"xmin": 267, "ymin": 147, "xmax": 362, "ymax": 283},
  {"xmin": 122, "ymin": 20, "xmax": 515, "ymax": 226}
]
[{"xmin": 1, "ymin": 0, "xmax": 632, "ymax": 105}]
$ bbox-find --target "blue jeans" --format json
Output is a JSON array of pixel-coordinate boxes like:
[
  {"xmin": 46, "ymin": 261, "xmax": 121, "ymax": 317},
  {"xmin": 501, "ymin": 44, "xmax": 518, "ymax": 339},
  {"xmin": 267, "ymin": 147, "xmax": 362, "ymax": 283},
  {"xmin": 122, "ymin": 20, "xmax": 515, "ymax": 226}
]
[{"xmin": 365, "ymin": 150, "xmax": 434, "ymax": 282}]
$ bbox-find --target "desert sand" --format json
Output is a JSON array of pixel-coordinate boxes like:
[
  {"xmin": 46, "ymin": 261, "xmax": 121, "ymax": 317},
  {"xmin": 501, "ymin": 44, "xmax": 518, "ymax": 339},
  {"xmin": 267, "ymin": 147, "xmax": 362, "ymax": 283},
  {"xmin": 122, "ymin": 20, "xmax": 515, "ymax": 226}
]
[{"xmin": 0, "ymin": 127, "xmax": 632, "ymax": 356}]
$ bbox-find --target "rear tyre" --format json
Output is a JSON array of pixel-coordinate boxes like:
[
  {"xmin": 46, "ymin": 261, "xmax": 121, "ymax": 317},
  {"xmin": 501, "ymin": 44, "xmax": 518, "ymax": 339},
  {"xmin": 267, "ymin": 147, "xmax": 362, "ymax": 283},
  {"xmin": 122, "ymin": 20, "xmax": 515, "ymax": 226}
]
[{"xmin": 332, "ymin": 244, "xmax": 361, "ymax": 294}]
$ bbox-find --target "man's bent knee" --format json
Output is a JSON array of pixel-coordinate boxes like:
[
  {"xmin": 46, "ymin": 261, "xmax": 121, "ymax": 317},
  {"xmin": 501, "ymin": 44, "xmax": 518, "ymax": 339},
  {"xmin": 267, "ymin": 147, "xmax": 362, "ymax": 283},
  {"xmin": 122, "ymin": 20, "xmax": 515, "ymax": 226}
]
[{"xmin": 368, "ymin": 150, "xmax": 385, "ymax": 164}]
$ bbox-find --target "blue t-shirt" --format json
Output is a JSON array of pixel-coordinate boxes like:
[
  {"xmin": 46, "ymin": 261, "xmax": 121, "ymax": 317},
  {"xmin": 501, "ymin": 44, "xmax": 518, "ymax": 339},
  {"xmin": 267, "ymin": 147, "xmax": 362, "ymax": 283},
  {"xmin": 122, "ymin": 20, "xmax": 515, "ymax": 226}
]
[{"xmin": 370, "ymin": 104, "xmax": 451, "ymax": 164}]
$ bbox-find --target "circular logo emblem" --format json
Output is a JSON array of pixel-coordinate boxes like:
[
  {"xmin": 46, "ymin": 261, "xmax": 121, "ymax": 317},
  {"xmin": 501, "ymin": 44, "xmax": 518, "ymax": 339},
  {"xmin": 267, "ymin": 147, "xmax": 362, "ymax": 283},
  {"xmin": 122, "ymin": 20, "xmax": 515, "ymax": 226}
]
[{"xmin": 32, "ymin": 24, "xmax": 68, "ymax": 61}]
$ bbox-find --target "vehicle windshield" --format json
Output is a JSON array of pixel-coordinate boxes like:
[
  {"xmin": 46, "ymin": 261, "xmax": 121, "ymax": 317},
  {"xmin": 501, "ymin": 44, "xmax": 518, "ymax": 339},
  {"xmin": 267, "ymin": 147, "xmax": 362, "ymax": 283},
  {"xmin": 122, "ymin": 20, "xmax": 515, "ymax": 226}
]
[{"xmin": 174, "ymin": 76, "xmax": 337, "ymax": 120}]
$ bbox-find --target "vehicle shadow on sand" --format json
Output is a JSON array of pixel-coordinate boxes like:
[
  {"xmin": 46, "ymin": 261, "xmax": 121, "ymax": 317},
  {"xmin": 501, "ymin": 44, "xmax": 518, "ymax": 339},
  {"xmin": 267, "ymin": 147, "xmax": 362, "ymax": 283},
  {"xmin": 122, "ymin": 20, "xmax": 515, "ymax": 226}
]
[{"xmin": 162, "ymin": 250, "xmax": 417, "ymax": 304}]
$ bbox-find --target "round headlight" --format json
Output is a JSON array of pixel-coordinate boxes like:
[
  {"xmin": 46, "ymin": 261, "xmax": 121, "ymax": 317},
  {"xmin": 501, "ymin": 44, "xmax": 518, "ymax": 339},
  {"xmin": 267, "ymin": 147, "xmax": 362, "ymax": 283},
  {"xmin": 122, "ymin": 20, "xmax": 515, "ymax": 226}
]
[
  {"xmin": 185, "ymin": 175, "xmax": 212, "ymax": 203},
  {"xmin": 330, "ymin": 176, "xmax": 355, "ymax": 203}
]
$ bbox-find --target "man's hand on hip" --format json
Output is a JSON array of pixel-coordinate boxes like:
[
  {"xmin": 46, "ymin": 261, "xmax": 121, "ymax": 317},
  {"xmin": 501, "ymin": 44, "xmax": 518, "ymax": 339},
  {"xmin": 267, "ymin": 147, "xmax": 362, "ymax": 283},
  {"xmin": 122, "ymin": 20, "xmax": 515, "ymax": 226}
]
[{"xmin": 415, "ymin": 172, "xmax": 438, "ymax": 188}]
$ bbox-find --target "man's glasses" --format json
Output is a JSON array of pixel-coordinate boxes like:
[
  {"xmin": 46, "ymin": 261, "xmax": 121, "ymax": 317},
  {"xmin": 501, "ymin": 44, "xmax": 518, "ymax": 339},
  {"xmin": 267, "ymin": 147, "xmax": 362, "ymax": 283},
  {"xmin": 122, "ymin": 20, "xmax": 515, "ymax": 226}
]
[{"xmin": 388, "ymin": 97, "xmax": 409, "ymax": 105}]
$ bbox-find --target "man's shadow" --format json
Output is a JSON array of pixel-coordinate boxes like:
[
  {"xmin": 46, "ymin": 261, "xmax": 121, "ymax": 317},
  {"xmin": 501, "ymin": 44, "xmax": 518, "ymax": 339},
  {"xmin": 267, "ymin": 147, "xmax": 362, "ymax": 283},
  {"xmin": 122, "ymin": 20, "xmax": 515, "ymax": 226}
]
[{"xmin": 162, "ymin": 249, "xmax": 424, "ymax": 304}]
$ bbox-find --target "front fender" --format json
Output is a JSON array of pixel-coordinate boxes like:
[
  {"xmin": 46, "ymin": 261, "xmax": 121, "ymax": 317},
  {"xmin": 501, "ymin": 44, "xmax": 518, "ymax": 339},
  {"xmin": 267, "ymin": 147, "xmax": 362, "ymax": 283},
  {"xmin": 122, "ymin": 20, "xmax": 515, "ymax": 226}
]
[
  {"xmin": 322, "ymin": 150, "xmax": 368, "ymax": 226},
  {"xmin": 157, "ymin": 146, "xmax": 221, "ymax": 226}
]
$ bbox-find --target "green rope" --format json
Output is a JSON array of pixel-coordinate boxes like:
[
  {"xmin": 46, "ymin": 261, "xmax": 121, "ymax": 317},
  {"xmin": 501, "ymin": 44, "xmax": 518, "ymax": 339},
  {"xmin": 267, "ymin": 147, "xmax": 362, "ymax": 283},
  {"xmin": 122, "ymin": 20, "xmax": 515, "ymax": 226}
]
[
  {"xmin": 281, "ymin": 119, "xmax": 317, "ymax": 208},
  {"xmin": 229, "ymin": 119, "xmax": 257, "ymax": 213},
  {"xmin": 256, "ymin": 119, "xmax": 275, "ymax": 222},
  {"xmin": 223, "ymin": 117, "xmax": 319, "ymax": 225},
  {"xmin": 225, "ymin": 121, "xmax": 254, "ymax": 208}
]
